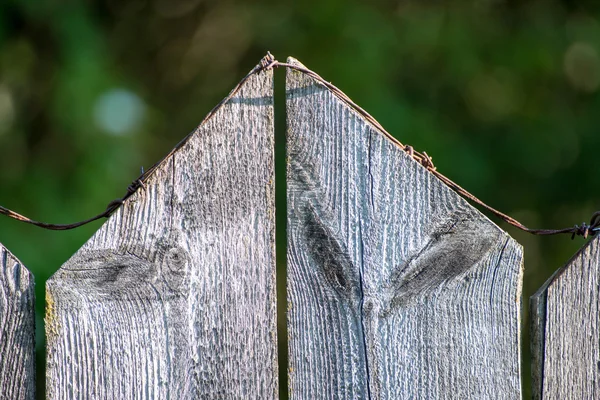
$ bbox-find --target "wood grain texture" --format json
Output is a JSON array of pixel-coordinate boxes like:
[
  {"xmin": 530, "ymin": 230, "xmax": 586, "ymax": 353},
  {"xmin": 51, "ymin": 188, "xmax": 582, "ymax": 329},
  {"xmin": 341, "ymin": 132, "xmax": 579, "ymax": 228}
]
[
  {"xmin": 286, "ymin": 58, "xmax": 523, "ymax": 399},
  {"xmin": 46, "ymin": 65, "xmax": 277, "ymax": 399},
  {"xmin": 0, "ymin": 242, "xmax": 35, "ymax": 400},
  {"xmin": 531, "ymin": 235, "xmax": 600, "ymax": 400}
]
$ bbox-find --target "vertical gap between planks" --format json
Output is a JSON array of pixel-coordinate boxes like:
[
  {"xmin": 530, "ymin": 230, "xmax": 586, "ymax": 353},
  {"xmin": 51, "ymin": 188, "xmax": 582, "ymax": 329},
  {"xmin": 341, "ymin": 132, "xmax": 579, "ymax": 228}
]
[
  {"xmin": 523, "ymin": 268, "xmax": 534, "ymax": 400},
  {"xmin": 274, "ymin": 67, "xmax": 290, "ymax": 400},
  {"xmin": 522, "ymin": 274, "xmax": 530, "ymax": 400}
]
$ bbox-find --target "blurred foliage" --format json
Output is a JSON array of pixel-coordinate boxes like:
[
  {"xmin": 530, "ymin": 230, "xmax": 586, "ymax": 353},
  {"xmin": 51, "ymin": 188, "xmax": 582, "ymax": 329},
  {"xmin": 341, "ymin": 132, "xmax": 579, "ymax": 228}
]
[{"xmin": 1, "ymin": 0, "xmax": 600, "ymax": 397}]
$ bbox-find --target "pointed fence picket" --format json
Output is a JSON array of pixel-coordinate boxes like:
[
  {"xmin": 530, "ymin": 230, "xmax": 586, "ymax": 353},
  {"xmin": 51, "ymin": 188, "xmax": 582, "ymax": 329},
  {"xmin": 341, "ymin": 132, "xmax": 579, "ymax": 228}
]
[
  {"xmin": 531, "ymin": 235, "xmax": 600, "ymax": 400},
  {"xmin": 0, "ymin": 243, "xmax": 35, "ymax": 400},
  {"xmin": 44, "ymin": 63, "xmax": 277, "ymax": 398},
  {"xmin": 285, "ymin": 57, "xmax": 523, "ymax": 399},
  {"xmin": 0, "ymin": 56, "xmax": 598, "ymax": 399}
]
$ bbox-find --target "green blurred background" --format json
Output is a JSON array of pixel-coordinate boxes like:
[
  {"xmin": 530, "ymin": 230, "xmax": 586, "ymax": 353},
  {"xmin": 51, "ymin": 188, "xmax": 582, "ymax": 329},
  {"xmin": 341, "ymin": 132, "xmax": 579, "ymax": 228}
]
[{"xmin": 1, "ymin": 0, "xmax": 599, "ymax": 398}]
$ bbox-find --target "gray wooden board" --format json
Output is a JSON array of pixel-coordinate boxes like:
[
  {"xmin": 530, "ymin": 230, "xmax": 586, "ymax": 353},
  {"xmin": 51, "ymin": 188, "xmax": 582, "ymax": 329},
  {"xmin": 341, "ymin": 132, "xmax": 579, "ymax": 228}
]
[
  {"xmin": 285, "ymin": 57, "xmax": 523, "ymax": 399},
  {"xmin": 0, "ymin": 242, "xmax": 35, "ymax": 400},
  {"xmin": 531, "ymin": 235, "xmax": 600, "ymax": 399},
  {"xmin": 46, "ymin": 65, "xmax": 277, "ymax": 399}
]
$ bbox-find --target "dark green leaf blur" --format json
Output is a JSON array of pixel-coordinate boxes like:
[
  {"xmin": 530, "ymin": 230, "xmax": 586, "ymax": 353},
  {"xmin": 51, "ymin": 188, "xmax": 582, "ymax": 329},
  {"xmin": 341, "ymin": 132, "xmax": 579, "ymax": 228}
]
[{"xmin": 1, "ymin": 0, "xmax": 598, "ymax": 398}]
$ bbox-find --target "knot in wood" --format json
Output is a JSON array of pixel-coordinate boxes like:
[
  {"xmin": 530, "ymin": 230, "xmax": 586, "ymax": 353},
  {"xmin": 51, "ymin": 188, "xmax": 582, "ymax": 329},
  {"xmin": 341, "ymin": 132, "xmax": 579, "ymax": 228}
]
[
  {"xmin": 162, "ymin": 247, "xmax": 190, "ymax": 293},
  {"xmin": 166, "ymin": 247, "xmax": 188, "ymax": 272}
]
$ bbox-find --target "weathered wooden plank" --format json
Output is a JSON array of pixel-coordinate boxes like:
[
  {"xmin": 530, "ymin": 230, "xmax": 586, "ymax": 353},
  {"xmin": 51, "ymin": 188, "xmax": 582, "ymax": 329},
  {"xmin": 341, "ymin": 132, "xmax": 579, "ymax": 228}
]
[
  {"xmin": 286, "ymin": 57, "xmax": 523, "ymax": 399},
  {"xmin": 531, "ymin": 236, "xmax": 600, "ymax": 399},
  {"xmin": 46, "ymin": 64, "xmax": 277, "ymax": 398},
  {"xmin": 0, "ymin": 243, "xmax": 35, "ymax": 400}
]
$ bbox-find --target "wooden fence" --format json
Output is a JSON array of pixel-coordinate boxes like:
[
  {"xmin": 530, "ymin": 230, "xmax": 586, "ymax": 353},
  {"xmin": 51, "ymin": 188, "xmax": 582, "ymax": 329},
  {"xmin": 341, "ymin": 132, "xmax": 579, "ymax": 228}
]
[{"xmin": 0, "ymin": 57, "xmax": 598, "ymax": 399}]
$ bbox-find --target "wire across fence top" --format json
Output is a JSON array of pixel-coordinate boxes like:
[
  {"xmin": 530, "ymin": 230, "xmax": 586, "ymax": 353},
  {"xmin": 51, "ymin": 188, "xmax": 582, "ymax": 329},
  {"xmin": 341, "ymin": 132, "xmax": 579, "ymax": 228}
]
[{"xmin": 1, "ymin": 52, "xmax": 598, "ymax": 239}]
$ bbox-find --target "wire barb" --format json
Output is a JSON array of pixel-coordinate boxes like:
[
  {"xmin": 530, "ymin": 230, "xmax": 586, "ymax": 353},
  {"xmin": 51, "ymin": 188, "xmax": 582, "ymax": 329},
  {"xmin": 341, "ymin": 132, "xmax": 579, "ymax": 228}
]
[
  {"xmin": 260, "ymin": 52, "xmax": 277, "ymax": 70},
  {"xmin": 0, "ymin": 53, "xmax": 598, "ymax": 239}
]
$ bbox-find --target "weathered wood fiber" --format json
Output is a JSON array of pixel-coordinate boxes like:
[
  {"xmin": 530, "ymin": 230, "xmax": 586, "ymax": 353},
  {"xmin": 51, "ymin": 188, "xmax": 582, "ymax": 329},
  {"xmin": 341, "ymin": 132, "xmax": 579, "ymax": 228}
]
[
  {"xmin": 0, "ymin": 243, "xmax": 35, "ymax": 400},
  {"xmin": 46, "ymin": 65, "xmax": 277, "ymax": 398},
  {"xmin": 286, "ymin": 57, "xmax": 523, "ymax": 399},
  {"xmin": 531, "ymin": 236, "xmax": 600, "ymax": 400}
]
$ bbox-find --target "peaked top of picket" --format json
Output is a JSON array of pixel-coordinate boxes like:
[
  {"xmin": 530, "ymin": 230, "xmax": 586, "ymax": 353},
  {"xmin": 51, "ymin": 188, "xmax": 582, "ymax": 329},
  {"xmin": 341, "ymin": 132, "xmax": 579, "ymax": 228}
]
[
  {"xmin": 533, "ymin": 234, "xmax": 600, "ymax": 297},
  {"xmin": 286, "ymin": 57, "xmax": 407, "ymax": 150},
  {"xmin": 129, "ymin": 58, "xmax": 274, "ymax": 192},
  {"xmin": 0, "ymin": 242, "xmax": 31, "ymax": 274},
  {"xmin": 47, "ymin": 58, "xmax": 274, "ymax": 282},
  {"xmin": 1, "ymin": 241, "xmax": 23, "ymax": 263},
  {"xmin": 0, "ymin": 242, "xmax": 34, "ymax": 292},
  {"xmin": 285, "ymin": 56, "xmax": 517, "ymax": 241}
]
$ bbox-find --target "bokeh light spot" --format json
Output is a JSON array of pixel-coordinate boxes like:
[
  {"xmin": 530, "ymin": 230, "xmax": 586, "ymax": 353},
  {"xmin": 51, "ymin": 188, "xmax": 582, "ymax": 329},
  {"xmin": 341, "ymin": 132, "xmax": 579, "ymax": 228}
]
[
  {"xmin": 93, "ymin": 88, "xmax": 146, "ymax": 136},
  {"xmin": 464, "ymin": 70, "xmax": 520, "ymax": 122},
  {"xmin": 154, "ymin": 0, "xmax": 202, "ymax": 19},
  {"xmin": 564, "ymin": 42, "xmax": 600, "ymax": 93},
  {"xmin": 0, "ymin": 85, "xmax": 16, "ymax": 136}
]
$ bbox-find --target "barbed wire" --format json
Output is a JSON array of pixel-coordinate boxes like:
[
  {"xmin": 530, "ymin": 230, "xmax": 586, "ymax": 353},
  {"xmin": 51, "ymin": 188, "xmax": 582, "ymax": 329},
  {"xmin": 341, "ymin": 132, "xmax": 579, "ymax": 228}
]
[{"xmin": 1, "ymin": 52, "xmax": 598, "ymax": 239}]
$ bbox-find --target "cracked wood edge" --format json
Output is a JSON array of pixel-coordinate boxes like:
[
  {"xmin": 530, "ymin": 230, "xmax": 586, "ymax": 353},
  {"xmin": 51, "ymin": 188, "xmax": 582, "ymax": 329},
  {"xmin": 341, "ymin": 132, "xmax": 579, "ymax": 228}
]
[
  {"xmin": 531, "ymin": 236, "xmax": 600, "ymax": 400},
  {"xmin": 286, "ymin": 57, "xmax": 523, "ymax": 399},
  {"xmin": 46, "ymin": 64, "xmax": 277, "ymax": 399},
  {"xmin": 0, "ymin": 242, "xmax": 35, "ymax": 400}
]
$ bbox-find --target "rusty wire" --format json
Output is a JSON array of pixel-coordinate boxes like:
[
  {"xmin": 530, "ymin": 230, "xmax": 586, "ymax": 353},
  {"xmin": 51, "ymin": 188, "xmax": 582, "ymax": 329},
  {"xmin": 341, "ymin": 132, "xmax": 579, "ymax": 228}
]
[{"xmin": 1, "ymin": 52, "xmax": 598, "ymax": 239}]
